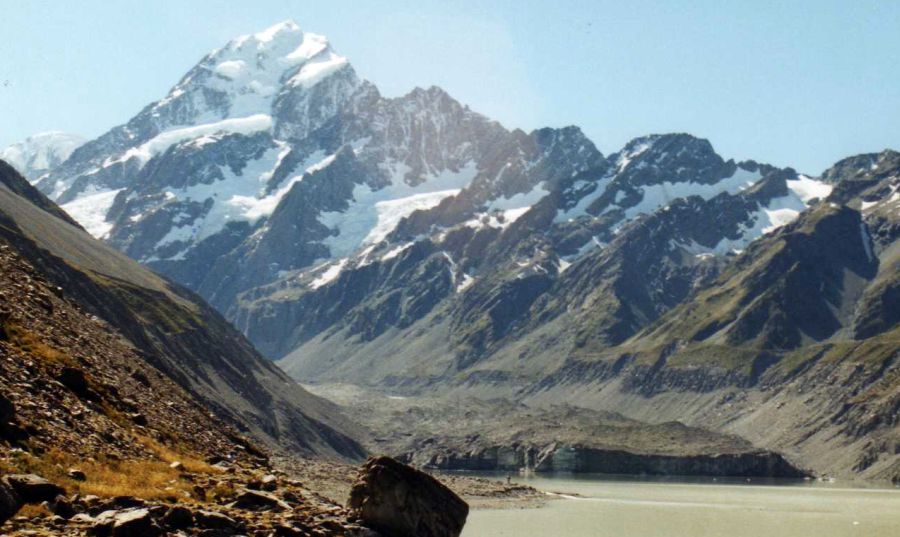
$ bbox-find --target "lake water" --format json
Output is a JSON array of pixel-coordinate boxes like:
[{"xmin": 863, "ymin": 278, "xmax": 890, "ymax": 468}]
[{"xmin": 462, "ymin": 474, "xmax": 900, "ymax": 537}]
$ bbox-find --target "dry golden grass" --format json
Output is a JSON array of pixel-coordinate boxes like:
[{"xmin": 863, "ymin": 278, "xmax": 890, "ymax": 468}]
[
  {"xmin": 16, "ymin": 503, "xmax": 51, "ymax": 518},
  {"xmin": 135, "ymin": 434, "xmax": 221, "ymax": 474},
  {"xmin": 2, "ymin": 436, "xmax": 222, "ymax": 503},
  {"xmin": 4, "ymin": 322, "xmax": 76, "ymax": 367}
]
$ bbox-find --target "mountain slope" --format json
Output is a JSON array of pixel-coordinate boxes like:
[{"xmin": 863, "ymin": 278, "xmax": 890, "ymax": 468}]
[
  {"xmin": 270, "ymin": 140, "xmax": 827, "ymax": 382},
  {"xmin": 518, "ymin": 152, "xmax": 900, "ymax": 481},
  {"xmin": 268, "ymin": 149, "xmax": 898, "ymax": 481},
  {"xmin": 0, "ymin": 160, "xmax": 364, "ymax": 459}
]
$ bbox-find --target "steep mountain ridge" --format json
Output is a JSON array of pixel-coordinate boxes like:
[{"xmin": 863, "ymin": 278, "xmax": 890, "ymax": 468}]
[{"xmin": 0, "ymin": 161, "xmax": 364, "ymax": 459}]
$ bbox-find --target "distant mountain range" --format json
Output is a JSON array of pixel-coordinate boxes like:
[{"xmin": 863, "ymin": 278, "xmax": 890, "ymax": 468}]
[{"xmin": 5, "ymin": 20, "xmax": 897, "ymax": 481}]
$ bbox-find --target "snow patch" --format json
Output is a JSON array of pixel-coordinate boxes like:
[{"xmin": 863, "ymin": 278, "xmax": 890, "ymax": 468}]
[
  {"xmin": 60, "ymin": 188, "xmax": 123, "ymax": 239},
  {"xmin": 787, "ymin": 175, "xmax": 832, "ymax": 203},
  {"xmin": 380, "ymin": 242, "xmax": 414, "ymax": 262},
  {"xmin": 621, "ymin": 167, "xmax": 762, "ymax": 220},
  {"xmin": 214, "ymin": 60, "xmax": 246, "ymax": 79},
  {"xmin": 309, "ymin": 258, "xmax": 347, "ymax": 289},
  {"xmin": 287, "ymin": 54, "xmax": 349, "ymax": 89},
  {"xmin": 456, "ymin": 273, "xmax": 476, "ymax": 292},
  {"xmin": 319, "ymin": 162, "xmax": 476, "ymax": 258}
]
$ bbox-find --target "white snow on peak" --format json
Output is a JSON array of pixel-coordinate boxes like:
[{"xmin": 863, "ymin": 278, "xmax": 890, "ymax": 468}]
[
  {"xmin": 252, "ymin": 20, "xmax": 301, "ymax": 43},
  {"xmin": 615, "ymin": 141, "xmax": 654, "ymax": 173},
  {"xmin": 673, "ymin": 188, "xmax": 811, "ymax": 257},
  {"xmin": 380, "ymin": 242, "xmax": 414, "ymax": 262},
  {"xmin": 287, "ymin": 53, "xmax": 350, "ymax": 90},
  {"xmin": 1, "ymin": 132, "xmax": 85, "ymax": 181},
  {"xmin": 786, "ymin": 175, "xmax": 833, "ymax": 203},
  {"xmin": 555, "ymin": 165, "xmax": 762, "ymax": 224},
  {"xmin": 151, "ymin": 21, "xmax": 351, "ymax": 126},
  {"xmin": 486, "ymin": 181, "xmax": 550, "ymax": 214},
  {"xmin": 149, "ymin": 146, "xmax": 336, "ymax": 257},
  {"xmin": 861, "ymin": 183, "xmax": 900, "ymax": 213},
  {"xmin": 456, "ymin": 273, "xmax": 476, "ymax": 292},
  {"xmin": 620, "ymin": 167, "xmax": 761, "ymax": 220},
  {"xmin": 459, "ymin": 180, "xmax": 550, "ymax": 230},
  {"xmin": 365, "ymin": 189, "xmax": 462, "ymax": 245}
]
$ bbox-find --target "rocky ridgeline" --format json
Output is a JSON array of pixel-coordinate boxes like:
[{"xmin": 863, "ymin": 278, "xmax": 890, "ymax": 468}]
[{"xmin": 0, "ymin": 457, "xmax": 473, "ymax": 537}]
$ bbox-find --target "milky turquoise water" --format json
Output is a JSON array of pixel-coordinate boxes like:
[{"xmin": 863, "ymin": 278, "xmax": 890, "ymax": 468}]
[{"xmin": 461, "ymin": 474, "xmax": 900, "ymax": 537}]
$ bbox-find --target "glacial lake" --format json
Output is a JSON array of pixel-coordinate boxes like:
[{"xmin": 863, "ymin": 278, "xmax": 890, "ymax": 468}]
[{"xmin": 461, "ymin": 474, "xmax": 900, "ymax": 537}]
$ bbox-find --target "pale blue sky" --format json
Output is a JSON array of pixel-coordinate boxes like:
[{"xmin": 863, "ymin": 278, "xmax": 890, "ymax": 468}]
[{"xmin": 2, "ymin": 0, "xmax": 898, "ymax": 174}]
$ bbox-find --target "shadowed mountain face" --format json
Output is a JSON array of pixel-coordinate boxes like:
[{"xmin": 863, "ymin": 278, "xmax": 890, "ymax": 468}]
[{"xmin": 0, "ymin": 161, "xmax": 364, "ymax": 460}]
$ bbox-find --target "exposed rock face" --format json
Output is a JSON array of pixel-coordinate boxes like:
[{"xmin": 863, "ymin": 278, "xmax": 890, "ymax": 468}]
[{"xmin": 348, "ymin": 456, "xmax": 468, "ymax": 537}]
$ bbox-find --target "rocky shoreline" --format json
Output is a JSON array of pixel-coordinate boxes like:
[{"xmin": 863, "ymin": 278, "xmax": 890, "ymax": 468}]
[
  {"xmin": 304, "ymin": 384, "xmax": 810, "ymax": 482},
  {"xmin": 400, "ymin": 445, "xmax": 807, "ymax": 478}
]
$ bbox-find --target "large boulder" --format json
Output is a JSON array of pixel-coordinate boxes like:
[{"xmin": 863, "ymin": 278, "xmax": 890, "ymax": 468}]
[
  {"xmin": 348, "ymin": 456, "xmax": 468, "ymax": 537},
  {"xmin": 2, "ymin": 474, "xmax": 65, "ymax": 503},
  {"xmin": 90, "ymin": 507, "xmax": 161, "ymax": 537},
  {"xmin": 228, "ymin": 488, "xmax": 290, "ymax": 511}
]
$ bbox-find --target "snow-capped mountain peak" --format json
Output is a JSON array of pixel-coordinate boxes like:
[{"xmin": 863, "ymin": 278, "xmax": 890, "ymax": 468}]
[
  {"xmin": 149, "ymin": 20, "xmax": 354, "ymax": 129},
  {"xmin": 1, "ymin": 132, "xmax": 85, "ymax": 182}
]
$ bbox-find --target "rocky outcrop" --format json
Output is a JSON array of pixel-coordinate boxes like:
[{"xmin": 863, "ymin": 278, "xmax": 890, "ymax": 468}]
[
  {"xmin": 348, "ymin": 456, "xmax": 468, "ymax": 537},
  {"xmin": 3, "ymin": 474, "xmax": 66, "ymax": 504},
  {"xmin": 0, "ymin": 474, "xmax": 69, "ymax": 527}
]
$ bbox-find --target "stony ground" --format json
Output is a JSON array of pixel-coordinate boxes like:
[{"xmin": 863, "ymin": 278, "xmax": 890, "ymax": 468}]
[{"xmin": 0, "ymin": 455, "xmax": 546, "ymax": 536}]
